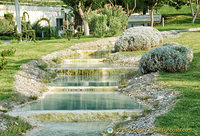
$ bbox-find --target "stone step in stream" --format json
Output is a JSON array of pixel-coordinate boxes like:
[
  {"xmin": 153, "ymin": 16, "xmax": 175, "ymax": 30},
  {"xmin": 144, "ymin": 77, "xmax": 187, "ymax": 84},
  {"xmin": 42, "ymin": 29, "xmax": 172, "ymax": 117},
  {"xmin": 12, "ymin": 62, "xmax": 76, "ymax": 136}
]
[{"xmin": 9, "ymin": 49, "xmax": 143, "ymax": 136}]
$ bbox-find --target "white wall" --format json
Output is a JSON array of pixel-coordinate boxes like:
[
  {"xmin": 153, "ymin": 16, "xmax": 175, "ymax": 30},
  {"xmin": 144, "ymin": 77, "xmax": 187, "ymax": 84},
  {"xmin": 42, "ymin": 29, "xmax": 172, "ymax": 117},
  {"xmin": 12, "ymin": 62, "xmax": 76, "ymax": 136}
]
[{"xmin": 0, "ymin": 5, "xmax": 65, "ymax": 26}]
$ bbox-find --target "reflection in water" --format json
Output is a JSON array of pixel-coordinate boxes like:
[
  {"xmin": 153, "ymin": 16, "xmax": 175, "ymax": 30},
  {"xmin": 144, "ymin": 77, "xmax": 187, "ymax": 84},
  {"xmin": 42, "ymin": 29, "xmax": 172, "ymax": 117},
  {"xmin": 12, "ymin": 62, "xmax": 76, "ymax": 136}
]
[
  {"xmin": 22, "ymin": 50, "xmax": 141, "ymax": 136},
  {"xmin": 20, "ymin": 92, "xmax": 141, "ymax": 111}
]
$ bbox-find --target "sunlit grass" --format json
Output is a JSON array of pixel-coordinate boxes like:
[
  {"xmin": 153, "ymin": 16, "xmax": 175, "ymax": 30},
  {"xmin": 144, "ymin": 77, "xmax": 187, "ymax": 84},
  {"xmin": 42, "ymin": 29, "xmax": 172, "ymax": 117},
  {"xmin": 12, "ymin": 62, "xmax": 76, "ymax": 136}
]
[
  {"xmin": 0, "ymin": 38, "xmax": 99, "ymax": 101},
  {"xmin": 155, "ymin": 5, "xmax": 200, "ymax": 31},
  {"xmin": 118, "ymin": 32, "xmax": 200, "ymax": 136},
  {"xmin": 156, "ymin": 32, "xmax": 200, "ymax": 136}
]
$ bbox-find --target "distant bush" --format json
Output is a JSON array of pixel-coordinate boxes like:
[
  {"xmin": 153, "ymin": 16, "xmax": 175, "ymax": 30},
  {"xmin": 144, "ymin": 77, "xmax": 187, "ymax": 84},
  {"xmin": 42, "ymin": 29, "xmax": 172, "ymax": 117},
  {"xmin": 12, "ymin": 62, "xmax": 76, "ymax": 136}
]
[
  {"xmin": 0, "ymin": 36, "xmax": 15, "ymax": 40},
  {"xmin": 84, "ymin": 4, "xmax": 128, "ymax": 37},
  {"xmin": 115, "ymin": 27, "xmax": 163, "ymax": 52},
  {"xmin": 0, "ymin": 19, "xmax": 15, "ymax": 35},
  {"xmin": 32, "ymin": 23, "xmax": 57, "ymax": 38},
  {"xmin": 139, "ymin": 43, "xmax": 193, "ymax": 74},
  {"xmin": 4, "ymin": 13, "xmax": 14, "ymax": 21},
  {"xmin": 61, "ymin": 29, "xmax": 74, "ymax": 41}
]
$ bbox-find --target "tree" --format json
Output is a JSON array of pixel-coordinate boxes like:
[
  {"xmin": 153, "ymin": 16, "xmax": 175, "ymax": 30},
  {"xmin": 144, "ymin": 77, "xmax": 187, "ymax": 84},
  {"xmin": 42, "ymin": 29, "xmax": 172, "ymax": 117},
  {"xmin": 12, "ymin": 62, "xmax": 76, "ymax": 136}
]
[
  {"xmin": 190, "ymin": 0, "xmax": 199, "ymax": 23},
  {"xmin": 109, "ymin": 0, "xmax": 145, "ymax": 16},
  {"xmin": 123, "ymin": 0, "xmax": 137, "ymax": 16},
  {"xmin": 62, "ymin": 0, "xmax": 106, "ymax": 35},
  {"xmin": 142, "ymin": 0, "xmax": 166, "ymax": 27},
  {"xmin": 168, "ymin": 0, "xmax": 199, "ymax": 23}
]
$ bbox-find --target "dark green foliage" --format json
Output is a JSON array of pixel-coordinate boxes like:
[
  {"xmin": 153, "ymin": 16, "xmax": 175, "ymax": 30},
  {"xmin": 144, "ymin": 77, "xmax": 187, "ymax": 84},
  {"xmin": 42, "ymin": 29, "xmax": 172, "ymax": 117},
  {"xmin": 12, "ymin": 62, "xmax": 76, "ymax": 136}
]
[
  {"xmin": 77, "ymin": 32, "xmax": 83, "ymax": 39},
  {"xmin": 167, "ymin": 0, "xmax": 188, "ymax": 9},
  {"xmin": 52, "ymin": 57, "xmax": 62, "ymax": 64},
  {"xmin": 0, "ymin": 36, "xmax": 15, "ymax": 40},
  {"xmin": 62, "ymin": 0, "xmax": 106, "ymax": 12},
  {"xmin": 76, "ymin": 26, "xmax": 83, "ymax": 39},
  {"xmin": 66, "ymin": 29, "xmax": 74, "ymax": 41},
  {"xmin": 29, "ymin": 95, "xmax": 38, "ymax": 100},
  {"xmin": 15, "ymin": 33, "xmax": 22, "ymax": 42},
  {"xmin": 33, "ymin": 23, "xmax": 57, "ymax": 39},
  {"xmin": 0, "ymin": 56, "xmax": 8, "ymax": 70},
  {"xmin": 25, "ymin": 30, "xmax": 36, "ymax": 41},
  {"xmin": 37, "ymin": 63, "xmax": 48, "ymax": 71},
  {"xmin": 4, "ymin": 13, "xmax": 14, "ymax": 21}
]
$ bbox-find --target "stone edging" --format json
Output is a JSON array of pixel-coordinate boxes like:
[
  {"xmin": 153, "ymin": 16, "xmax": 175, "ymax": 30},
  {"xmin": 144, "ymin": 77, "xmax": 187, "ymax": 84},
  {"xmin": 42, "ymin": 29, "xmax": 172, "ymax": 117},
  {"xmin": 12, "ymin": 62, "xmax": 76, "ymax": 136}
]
[
  {"xmin": 0, "ymin": 32, "xmax": 182, "ymax": 135},
  {"xmin": 0, "ymin": 37, "xmax": 117, "ymax": 133}
]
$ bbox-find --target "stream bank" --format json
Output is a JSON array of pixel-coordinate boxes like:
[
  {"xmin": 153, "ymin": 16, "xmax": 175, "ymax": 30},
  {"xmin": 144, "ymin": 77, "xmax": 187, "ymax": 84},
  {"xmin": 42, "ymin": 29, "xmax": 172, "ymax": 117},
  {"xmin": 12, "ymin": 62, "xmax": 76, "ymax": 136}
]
[{"xmin": 0, "ymin": 30, "xmax": 181, "ymax": 135}]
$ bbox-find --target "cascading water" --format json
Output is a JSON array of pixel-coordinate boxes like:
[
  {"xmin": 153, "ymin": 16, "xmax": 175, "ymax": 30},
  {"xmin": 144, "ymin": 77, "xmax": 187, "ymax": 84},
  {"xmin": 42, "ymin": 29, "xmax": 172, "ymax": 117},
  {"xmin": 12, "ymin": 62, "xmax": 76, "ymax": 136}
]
[{"xmin": 9, "ymin": 49, "xmax": 143, "ymax": 136}]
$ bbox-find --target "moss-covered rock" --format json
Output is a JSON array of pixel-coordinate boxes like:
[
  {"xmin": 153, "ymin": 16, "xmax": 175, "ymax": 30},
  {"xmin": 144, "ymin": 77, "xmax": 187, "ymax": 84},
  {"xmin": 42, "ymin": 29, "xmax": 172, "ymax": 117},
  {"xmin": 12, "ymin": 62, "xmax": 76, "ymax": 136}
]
[{"xmin": 114, "ymin": 27, "xmax": 163, "ymax": 52}]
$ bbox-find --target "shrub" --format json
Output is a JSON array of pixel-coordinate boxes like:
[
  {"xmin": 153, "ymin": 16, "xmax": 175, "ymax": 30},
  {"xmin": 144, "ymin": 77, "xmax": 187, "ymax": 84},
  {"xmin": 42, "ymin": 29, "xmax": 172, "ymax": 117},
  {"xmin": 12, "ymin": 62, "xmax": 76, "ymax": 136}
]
[
  {"xmin": 0, "ymin": 19, "xmax": 15, "ymax": 35},
  {"xmin": 115, "ymin": 27, "xmax": 163, "ymax": 52},
  {"xmin": 25, "ymin": 30, "xmax": 36, "ymax": 41},
  {"xmin": 95, "ymin": 15, "xmax": 107, "ymax": 37},
  {"xmin": 0, "ymin": 36, "xmax": 15, "ymax": 40},
  {"xmin": 61, "ymin": 29, "xmax": 74, "ymax": 40},
  {"xmin": 108, "ymin": 17, "xmax": 122, "ymax": 36},
  {"xmin": 4, "ymin": 13, "xmax": 14, "ymax": 21},
  {"xmin": 33, "ymin": 23, "xmax": 57, "ymax": 38},
  {"xmin": 162, "ymin": 42, "xmax": 193, "ymax": 62},
  {"xmin": 15, "ymin": 33, "xmax": 22, "ymax": 42},
  {"xmin": 1, "ymin": 48, "xmax": 16, "ymax": 57},
  {"xmin": 77, "ymin": 32, "xmax": 83, "ymax": 39},
  {"xmin": 99, "ymin": 4, "xmax": 128, "ymax": 35},
  {"xmin": 84, "ymin": 4, "xmax": 128, "ymax": 37},
  {"xmin": 139, "ymin": 44, "xmax": 192, "ymax": 74},
  {"xmin": 76, "ymin": 26, "xmax": 83, "ymax": 39},
  {"xmin": 0, "ymin": 56, "xmax": 8, "ymax": 70}
]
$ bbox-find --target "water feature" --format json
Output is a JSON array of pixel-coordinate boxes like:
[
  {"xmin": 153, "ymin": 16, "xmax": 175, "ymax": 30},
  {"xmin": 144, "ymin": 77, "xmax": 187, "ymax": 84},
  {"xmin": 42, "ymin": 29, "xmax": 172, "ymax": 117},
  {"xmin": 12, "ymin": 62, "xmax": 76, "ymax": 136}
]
[
  {"xmin": 9, "ymin": 49, "xmax": 142, "ymax": 136},
  {"xmin": 18, "ymin": 92, "xmax": 141, "ymax": 111}
]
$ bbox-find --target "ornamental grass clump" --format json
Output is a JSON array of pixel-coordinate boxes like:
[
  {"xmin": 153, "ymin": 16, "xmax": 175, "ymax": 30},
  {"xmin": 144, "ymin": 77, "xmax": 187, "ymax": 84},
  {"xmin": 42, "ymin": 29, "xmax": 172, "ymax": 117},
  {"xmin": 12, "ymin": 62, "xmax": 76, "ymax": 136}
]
[
  {"xmin": 139, "ymin": 43, "xmax": 193, "ymax": 74},
  {"xmin": 114, "ymin": 26, "xmax": 163, "ymax": 52}
]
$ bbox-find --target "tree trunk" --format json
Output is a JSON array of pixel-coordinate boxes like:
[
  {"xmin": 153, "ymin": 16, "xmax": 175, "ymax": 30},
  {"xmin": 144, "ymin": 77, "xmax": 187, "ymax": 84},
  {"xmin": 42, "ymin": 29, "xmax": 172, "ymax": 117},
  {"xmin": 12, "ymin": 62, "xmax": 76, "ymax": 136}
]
[
  {"xmin": 192, "ymin": 0, "xmax": 199, "ymax": 23},
  {"xmin": 151, "ymin": 7, "xmax": 154, "ymax": 27},
  {"xmin": 150, "ymin": 1, "xmax": 158, "ymax": 27},
  {"xmin": 83, "ymin": 20, "xmax": 90, "ymax": 35},
  {"xmin": 189, "ymin": 0, "xmax": 194, "ymax": 17},
  {"xmin": 127, "ymin": 0, "xmax": 136, "ymax": 17},
  {"xmin": 78, "ymin": 1, "xmax": 90, "ymax": 35}
]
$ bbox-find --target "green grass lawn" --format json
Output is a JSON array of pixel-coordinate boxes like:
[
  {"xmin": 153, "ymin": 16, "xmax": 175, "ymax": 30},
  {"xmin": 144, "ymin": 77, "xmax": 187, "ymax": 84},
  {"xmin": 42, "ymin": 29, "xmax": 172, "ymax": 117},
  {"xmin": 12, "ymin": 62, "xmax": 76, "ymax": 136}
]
[
  {"xmin": 155, "ymin": 32, "xmax": 200, "ymax": 136},
  {"xmin": 120, "ymin": 32, "xmax": 200, "ymax": 136},
  {"xmin": 155, "ymin": 5, "xmax": 200, "ymax": 31},
  {"xmin": 0, "ymin": 37, "xmax": 99, "ymax": 102}
]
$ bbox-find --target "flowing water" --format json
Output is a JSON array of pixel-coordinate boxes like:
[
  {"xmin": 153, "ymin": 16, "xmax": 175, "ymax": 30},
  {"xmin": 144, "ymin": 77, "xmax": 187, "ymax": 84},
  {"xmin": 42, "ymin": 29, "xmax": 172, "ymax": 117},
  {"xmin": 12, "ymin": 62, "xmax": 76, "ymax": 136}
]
[{"xmin": 10, "ymin": 50, "xmax": 143, "ymax": 136}]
